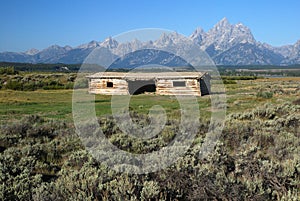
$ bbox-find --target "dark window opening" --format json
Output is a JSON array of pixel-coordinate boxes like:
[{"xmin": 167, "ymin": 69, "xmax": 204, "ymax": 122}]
[
  {"xmin": 107, "ymin": 82, "xmax": 113, "ymax": 88},
  {"xmin": 173, "ymin": 81, "xmax": 186, "ymax": 87},
  {"xmin": 200, "ymin": 78, "xmax": 210, "ymax": 95},
  {"xmin": 128, "ymin": 80, "xmax": 156, "ymax": 95}
]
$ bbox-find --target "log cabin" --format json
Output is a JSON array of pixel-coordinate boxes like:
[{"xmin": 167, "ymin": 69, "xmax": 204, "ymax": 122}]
[{"xmin": 86, "ymin": 72, "xmax": 211, "ymax": 96}]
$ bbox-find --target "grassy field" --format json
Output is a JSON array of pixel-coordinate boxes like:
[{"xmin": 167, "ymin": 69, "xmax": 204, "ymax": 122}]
[
  {"xmin": 0, "ymin": 90, "xmax": 210, "ymax": 122},
  {"xmin": 1, "ymin": 77, "xmax": 300, "ymax": 124}
]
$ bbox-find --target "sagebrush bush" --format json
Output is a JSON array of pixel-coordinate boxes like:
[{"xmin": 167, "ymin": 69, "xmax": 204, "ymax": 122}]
[
  {"xmin": 74, "ymin": 77, "xmax": 88, "ymax": 89},
  {"xmin": 256, "ymin": 91, "xmax": 273, "ymax": 99},
  {"xmin": 0, "ymin": 67, "xmax": 18, "ymax": 75},
  {"xmin": 0, "ymin": 73, "xmax": 81, "ymax": 91},
  {"xmin": 292, "ymin": 98, "xmax": 300, "ymax": 105},
  {"xmin": 1, "ymin": 101, "xmax": 300, "ymax": 200}
]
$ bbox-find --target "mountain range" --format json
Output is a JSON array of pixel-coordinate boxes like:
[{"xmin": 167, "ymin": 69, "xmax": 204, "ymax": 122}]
[{"xmin": 1, "ymin": 17, "xmax": 300, "ymax": 66}]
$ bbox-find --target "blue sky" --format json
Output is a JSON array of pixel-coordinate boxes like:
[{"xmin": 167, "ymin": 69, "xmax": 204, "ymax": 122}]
[{"xmin": 1, "ymin": 0, "xmax": 300, "ymax": 52}]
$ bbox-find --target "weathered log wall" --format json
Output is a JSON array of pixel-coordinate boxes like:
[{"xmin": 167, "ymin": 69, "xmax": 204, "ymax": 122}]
[
  {"xmin": 88, "ymin": 78, "xmax": 129, "ymax": 95},
  {"xmin": 156, "ymin": 79, "xmax": 201, "ymax": 96}
]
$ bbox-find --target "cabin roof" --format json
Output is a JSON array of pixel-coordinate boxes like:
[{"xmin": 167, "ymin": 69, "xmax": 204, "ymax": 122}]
[{"xmin": 87, "ymin": 72, "xmax": 209, "ymax": 80}]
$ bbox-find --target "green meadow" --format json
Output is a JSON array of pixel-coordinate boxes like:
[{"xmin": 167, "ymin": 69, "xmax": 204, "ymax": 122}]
[{"xmin": 1, "ymin": 77, "xmax": 299, "ymax": 123}]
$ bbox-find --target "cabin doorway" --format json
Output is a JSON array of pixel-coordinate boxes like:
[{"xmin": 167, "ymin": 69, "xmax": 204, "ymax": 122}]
[
  {"xmin": 200, "ymin": 78, "xmax": 210, "ymax": 95},
  {"xmin": 128, "ymin": 80, "xmax": 156, "ymax": 95}
]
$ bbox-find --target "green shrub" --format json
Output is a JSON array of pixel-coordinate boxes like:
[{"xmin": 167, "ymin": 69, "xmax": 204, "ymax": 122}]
[
  {"xmin": 256, "ymin": 91, "xmax": 273, "ymax": 99},
  {"xmin": 23, "ymin": 82, "xmax": 37, "ymax": 91},
  {"xmin": 5, "ymin": 80, "xmax": 23, "ymax": 90},
  {"xmin": 64, "ymin": 82, "xmax": 74, "ymax": 89},
  {"xmin": 140, "ymin": 181, "xmax": 160, "ymax": 200},
  {"xmin": 223, "ymin": 80, "xmax": 237, "ymax": 84},
  {"xmin": 0, "ymin": 72, "xmax": 87, "ymax": 91},
  {"xmin": 42, "ymin": 85, "xmax": 65, "ymax": 90},
  {"xmin": 292, "ymin": 98, "xmax": 300, "ymax": 105},
  {"xmin": 221, "ymin": 76, "xmax": 257, "ymax": 80},
  {"xmin": 0, "ymin": 66, "xmax": 18, "ymax": 75},
  {"xmin": 74, "ymin": 77, "xmax": 88, "ymax": 89}
]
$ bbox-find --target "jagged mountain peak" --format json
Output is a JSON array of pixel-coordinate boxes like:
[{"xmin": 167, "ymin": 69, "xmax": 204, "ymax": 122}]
[
  {"xmin": 234, "ymin": 22, "xmax": 253, "ymax": 34},
  {"xmin": 42, "ymin": 44, "xmax": 73, "ymax": 51},
  {"xmin": 160, "ymin": 32, "xmax": 184, "ymax": 40},
  {"xmin": 100, "ymin": 37, "xmax": 119, "ymax": 49},
  {"xmin": 295, "ymin": 40, "xmax": 300, "ymax": 47},
  {"xmin": 24, "ymin": 48, "xmax": 39, "ymax": 55},
  {"xmin": 202, "ymin": 17, "xmax": 256, "ymax": 54},
  {"xmin": 130, "ymin": 38, "xmax": 142, "ymax": 45},
  {"xmin": 190, "ymin": 27, "xmax": 206, "ymax": 44},
  {"xmin": 155, "ymin": 32, "xmax": 175, "ymax": 46},
  {"xmin": 64, "ymin": 45, "xmax": 73, "ymax": 51},
  {"xmin": 109, "ymin": 37, "xmax": 144, "ymax": 57},
  {"xmin": 215, "ymin": 17, "xmax": 230, "ymax": 29},
  {"xmin": 89, "ymin": 40, "xmax": 98, "ymax": 44},
  {"xmin": 192, "ymin": 27, "xmax": 205, "ymax": 35},
  {"xmin": 158, "ymin": 32, "xmax": 178, "ymax": 41},
  {"xmin": 77, "ymin": 40, "xmax": 100, "ymax": 49},
  {"xmin": 46, "ymin": 45, "xmax": 62, "ymax": 49},
  {"xmin": 155, "ymin": 32, "xmax": 188, "ymax": 47}
]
